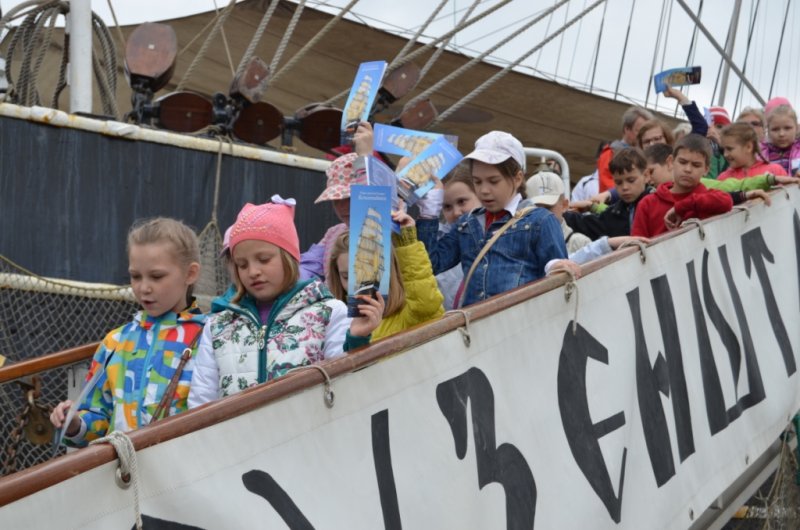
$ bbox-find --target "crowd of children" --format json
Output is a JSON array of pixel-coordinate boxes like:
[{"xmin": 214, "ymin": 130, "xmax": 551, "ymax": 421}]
[{"xmin": 51, "ymin": 90, "xmax": 800, "ymax": 444}]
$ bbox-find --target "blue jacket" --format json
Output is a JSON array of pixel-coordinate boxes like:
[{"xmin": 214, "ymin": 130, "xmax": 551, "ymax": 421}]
[{"xmin": 417, "ymin": 200, "xmax": 567, "ymax": 306}]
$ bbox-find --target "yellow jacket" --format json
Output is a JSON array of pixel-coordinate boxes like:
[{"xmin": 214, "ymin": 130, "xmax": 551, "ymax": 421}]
[{"xmin": 372, "ymin": 227, "xmax": 445, "ymax": 341}]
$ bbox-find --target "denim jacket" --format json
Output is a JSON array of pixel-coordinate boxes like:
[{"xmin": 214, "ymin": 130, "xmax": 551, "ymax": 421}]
[{"xmin": 417, "ymin": 198, "xmax": 567, "ymax": 306}]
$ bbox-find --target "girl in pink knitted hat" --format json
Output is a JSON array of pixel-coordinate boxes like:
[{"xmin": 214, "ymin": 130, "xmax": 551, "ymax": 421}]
[{"xmin": 188, "ymin": 196, "xmax": 383, "ymax": 405}]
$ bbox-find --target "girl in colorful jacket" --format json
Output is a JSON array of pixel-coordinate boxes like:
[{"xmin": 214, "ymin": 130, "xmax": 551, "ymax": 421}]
[
  {"xmin": 188, "ymin": 198, "xmax": 382, "ymax": 406},
  {"xmin": 761, "ymin": 101, "xmax": 800, "ymax": 177},
  {"xmin": 416, "ymin": 131, "xmax": 567, "ymax": 307},
  {"xmin": 50, "ymin": 218, "xmax": 206, "ymax": 447},
  {"xmin": 327, "ymin": 211, "xmax": 445, "ymax": 342}
]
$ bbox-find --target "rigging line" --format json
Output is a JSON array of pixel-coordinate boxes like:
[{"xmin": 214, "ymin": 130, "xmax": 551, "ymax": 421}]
[
  {"xmin": 178, "ymin": 10, "xmax": 222, "ymax": 57},
  {"xmin": 271, "ymin": 0, "xmax": 359, "ymax": 84},
  {"xmin": 322, "ymin": 0, "xmax": 515, "ymax": 106},
  {"xmin": 269, "ymin": 0, "xmax": 306, "ymax": 75},
  {"xmin": 406, "ymin": 0, "xmax": 568, "ymax": 110},
  {"xmin": 709, "ymin": 22, "xmax": 731, "ymax": 108},
  {"xmin": 389, "ymin": 0, "xmax": 449, "ymax": 66},
  {"xmin": 461, "ymin": 7, "xmax": 548, "ymax": 48},
  {"xmin": 677, "ymin": 0, "xmax": 703, "ymax": 113},
  {"xmin": 588, "ymin": 0, "xmax": 608, "ymax": 93},
  {"xmin": 733, "ymin": 0, "xmax": 759, "ymax": 118},
  {"xmin": 212, "ymin": 0, "xmax": 237, "ymax": 76},
  {"xmin": 175, "ymin": 0, "xmax": 236, "ymax": 92},
  {"xmin": 418, "ymin": 0, "xmax": 481, "ymax": 82},
  {"xmin": 431, "ymin": 0, "xmax": 605, "ymax": 127},
  {"xmin": 768, "ymin": 0, "xmax": 791, "ymax": 99},
  {"xmin": 654, "ymin": 0, "xmax": 673, "ymax": 111},
  {"xmin": 566, "ymin": 0, "xmax": 588, "ymax": 82},
  {"xmin": 644, "ymin": 0, "xmax": 668, "ymax": 108},
  {"xmin": 234, "ymin": 0, "xmax": 280, "ymax": 80},
  {"xmin": 105, "ymin": 0, "xmax": 126, "ymax": 54},
  {"xmin": 613, "ymin": 0, "xmax": 636, "ymax": 100},
  {"xmin": 554, "ymin": 0, "xmax": 571, "ymax": 78},
  {"xmin": 793, "ymin": 2, "xmax": 800, "ymax": 101},
  {"xmin": 534, "ymin": 2, "xmax": 555, "ymax": 69}
]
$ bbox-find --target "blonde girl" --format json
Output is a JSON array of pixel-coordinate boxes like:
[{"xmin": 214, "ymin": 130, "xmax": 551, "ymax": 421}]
[
  {"xmin": 189, "ymin": 198, "xmax": 382, "ymax": 405},
  {"xmin": 717, "ymin": 123, "xmax": 787, "ymax": 180},
  {"xmin": 327, "ymin": 210, "xmax": 444, "ymax": 341},
  {"xmin": 50, "ymin": 218, "xmax": 206, "ymax": 446},
  {"xmin": 762, "ymin": 102, "xmax": 800, "ymax": 177}
]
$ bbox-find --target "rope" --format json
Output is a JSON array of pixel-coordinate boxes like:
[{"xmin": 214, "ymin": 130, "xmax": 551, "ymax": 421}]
[
  {"xmin": 104, "ymin": 0, "xmax": 126, "ymax": 54},
  {"xmin": 407, "ymin": 0, "xmax": 569, "ymax": 112},
  {"xmin": 270, "ymin": 0, "xmax": 359, "ymax": 85},
  {"xmin": 175, "ymin": 0, "xmax": 237, "ymax": 92},
  {"xmin": 285, "ymin": 364, "xmax": 335, "ymax": 407},
  {"xmin": 211, "ymin": 136, "xmax": 233, "ymax": 224},
  {"xmin": 418, "ymin": 0, "xmax": 480, "ymax": 83},
  {"xmin": 618, "ymin": 239, "xmax": 648, "ymax": 263},
  {"xmin": 321, "ymin": 0, "xmax": 515, "ymax": 106},
  {"xmin": 431, "ymin": 0, "xmax": 606, "ymax": 128},
  {"xmin": 89, "ymin": 431, "xmax": 142, "ymax": 530},
  {"xmin": 234, "ymin": 0, "xmax": 280, "ymax": 80},
  {"xmin": 389, "ymin": 0, "xmax": 449, "ymax": 67},
  {"xmin": 555, "ymin": 268, "xmax": 580, "ymax": 335},
  {"xmin": 733, "ymin": 0, "xmax": 760, "ymax": 115},
  {"xmin": 768, "ymin": 0, "xmax": 791, "ymax": 99},
  {"xmin": 680, "ymin": 218, "xmax": 706, "ymax": 240},
  {"xmin": 445, "ymin": 309, "xmax": 472, "ymax": 347},
  {"xmin": 588, "ymin": 0, "xmax": 608, "ymax": 91},
  {"xmin": 178, "ymin": 12, "xmax": 221, "ymax": 58},
  {"xmin": 268, "ymin": 0, "xmax": 306, "ymax": 77},
  {"xmin": 212, "ymin": 0, "xmax": 237, "ymax": 77},
  {"xmin": 644, "ymin": 0, "xmax": 668, "ymax": 108},
  {"xmin": 613, "ymin": 0, "xmax": 636, "ymax": 100}
]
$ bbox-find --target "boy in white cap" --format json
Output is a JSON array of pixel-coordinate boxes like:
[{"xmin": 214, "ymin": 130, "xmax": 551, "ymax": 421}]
[{"xmin": 526, "ymin": 171, "xmax": 591, "ymax": 254}]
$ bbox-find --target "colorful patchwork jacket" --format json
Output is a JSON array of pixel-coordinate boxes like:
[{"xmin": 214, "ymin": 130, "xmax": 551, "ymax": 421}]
[
  {"xmin": 188, "ymin": 279, "xmax": 366, "ymax": 406},
  {"xmin": 64, "ymin": 304, "xmax": 206, "ymax": 447}
]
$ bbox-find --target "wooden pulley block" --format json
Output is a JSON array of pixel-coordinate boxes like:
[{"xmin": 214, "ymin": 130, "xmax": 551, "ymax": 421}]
[
  {"xmin": 379, "ymin": 63, "xmax": 420, "ymax": 103},
  {"xmin": 229, "ymin": 57, "xmax": 271, "ymax": 104},
  {"xmin": 295, "ymin": 104, "xmax": 343, "ymax": 152},
  {"xmin": 157, "ymin": 92, "xmax": 214, "ymax": 133},
  {"xmin": 233, "ymin": 101, "xmax": 283, "ymax": 145},
  {"xmin": 395, "ymin": 98, "xmax": 438, "ymax": 130},
  {"xmin": 124, "ymin": 23, "xmax": 178, "ymax": 92},
  {"xmin": 24, "ymin": 405, "xmax": 54, "ymax": 446}
]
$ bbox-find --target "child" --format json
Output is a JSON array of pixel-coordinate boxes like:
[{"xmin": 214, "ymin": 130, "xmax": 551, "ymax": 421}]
[
  {"xmin": 327, "ymin": 211, "xmax": 444, "ymax": 341},
  {"xmin": 188, "ymin": 198, "xmax": 382, "ymax": 405},
  {"xmin": 417, "ymin": 131, "xmax": 567, "ymax": 307},
  {"xmin": 526, "ymin": 170, "xmax": 591, "ymax": 253},
  {"xmin": 437, "ymin": 164, "xmax": 481, "ymax": 309},
  {"xmin": 565, "ymin": 148, "xmax": 654, "ymax": 240},
  {"xmin": 762, "ymin": 101, "xmax": 800, "ymax": 177},
  {"xmin": 632, "ymin": 134, "xmax": 733, "ymax": 238},
  {"xmin": 50, "ymin": 218, "xmax": 207, "ymax": 446},
  {"xmin": 717, "ymin": 123, "xmax": 787, "ymax": 180}
]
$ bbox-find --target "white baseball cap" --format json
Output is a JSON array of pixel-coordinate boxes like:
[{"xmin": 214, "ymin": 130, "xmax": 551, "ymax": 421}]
[
  {"xmin": 465, "ymin": 131, "xmax": 526, "ymax": 172},
  {"xmin": 526, "ymin": 171, "xmax": 564, "ymax": 206}
]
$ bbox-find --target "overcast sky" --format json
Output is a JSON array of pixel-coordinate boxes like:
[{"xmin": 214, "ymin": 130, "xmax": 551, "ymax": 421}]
[{"xmin": 2, "ymin": 0, "xmax": 798, "ymax": 119}]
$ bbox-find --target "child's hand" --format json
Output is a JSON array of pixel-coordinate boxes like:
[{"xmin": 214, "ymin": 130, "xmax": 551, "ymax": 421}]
[
  {"xmin": 569, "ymin": 200, "xmax": 593, "ymax": 212},
  {"xmin": 50, "ymin": 400, "xmax": 80, "ymax": 436},
  {"xmin": 664, "ymin": 207, "xmax": 682, "ymax": 230},
  {"xmin": 349, "ymin": 293, "xmax": 385, "ymax": 337},
  {"xmin": 608, "ymin": 236, "xmax": 651, "ymax": 249},
  {"xmin": 745, "ymin": 189, "xmax": 772, "ymax": 206},
  {"xmin": 662, "ymin": 84, "xmax": 690, "ymax": 105},
  {"xmin": 547, "ymin": 259, "xmax": 582, "ymax": 279},
  {"xmin": 590, "ymin": 191, "xmax": 611, "ymax": 204},
  {"xmin": 774, "ymin": 174, "xmax": 800, "ymax": 186},
  {"xmin": 391, "ymin": 210, "xmax": 416, "ymax": 227},
  {"xmin": 353, "ymin": 122, "xmax": 374, "ymax": 156}
]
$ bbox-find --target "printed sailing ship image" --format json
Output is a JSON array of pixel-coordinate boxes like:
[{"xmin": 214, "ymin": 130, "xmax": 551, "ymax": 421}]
[
  {"xmin": 386, "ymin": 132, "xmax": 435, "ymax": 156},
  {"xmin": 340, "ymin": 61, "xmax": 387, "ymax": 144},
  {"xmin": 352, "ymin": 208, "xmax": 385, "ymax": 297}
]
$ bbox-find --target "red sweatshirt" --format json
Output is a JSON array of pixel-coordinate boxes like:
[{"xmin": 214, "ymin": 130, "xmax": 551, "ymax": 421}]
[{"xmin": 631, "ymin": 182, "xmax": 733, "ymax": 238}]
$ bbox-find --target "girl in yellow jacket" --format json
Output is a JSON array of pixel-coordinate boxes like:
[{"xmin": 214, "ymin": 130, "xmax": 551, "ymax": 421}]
[{"xmin": 327, "ymin": 211, "xmax": 444, "ymax": 342}]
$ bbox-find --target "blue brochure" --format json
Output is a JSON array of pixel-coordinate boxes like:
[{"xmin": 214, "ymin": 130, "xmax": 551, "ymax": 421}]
[
  {"xmin": 396, "ymin": 136, "xmax": 464, "ymax": 205},
  {"xmin": 373, "ymin": 123, "xmax": 459, "ymax": 158},
  {"xmin": 352, "ymin": 155, "xmax": 401, "ymax": 233},
  {"xmin": 653, "ymin": 66, "xmax": 702, "ymax": 93},
  {"xmin": 341, "ymin": 61, "xmax": 387, "ymax": 145},
  {"xmin": 347, "ymin": 185, "xmax": 392, "ymax": 317}
]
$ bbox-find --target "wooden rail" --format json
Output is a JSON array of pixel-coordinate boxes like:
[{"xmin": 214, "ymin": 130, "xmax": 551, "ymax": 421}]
[{"xmin": 0, "ymin": 343, "xmax": 98, "ymax": 385}]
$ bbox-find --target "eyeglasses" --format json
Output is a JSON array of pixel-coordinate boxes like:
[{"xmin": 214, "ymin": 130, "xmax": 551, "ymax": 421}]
[
  {"xmin": 642, "ymin": 135, "xmax": 665, "ymax": 146},
  {"xmin": 746, "ymin": 121, "xmax": 763, "ymax": 128}
]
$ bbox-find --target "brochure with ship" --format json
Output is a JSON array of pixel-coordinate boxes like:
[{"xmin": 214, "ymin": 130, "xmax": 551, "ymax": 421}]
[
  {"xmin": 373, "ymin": 123, "xmax": 459, "ymax": 158},
  {"xmin": 347, "ymin": 184, "xmax": 392, "ymax": 317},
  {"xmin": 340, "ymin": 60, "xmax": 387, "ymax": 145},
  {"xmin": 352, "ymin": 155, "xmax": 401, "ymax": 233},
  {"xmin": 653, "ymin": 66, "xmax": 702, "ymax": 93},
  {"xmin": 396, "ymin": 136, "xmax": 463, "ymax": 205}
]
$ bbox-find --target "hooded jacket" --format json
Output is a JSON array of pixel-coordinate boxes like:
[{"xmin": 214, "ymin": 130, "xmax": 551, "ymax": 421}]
[{"xmin": 631, "ymin": 182, "xmax": 733, "ymax": 238}]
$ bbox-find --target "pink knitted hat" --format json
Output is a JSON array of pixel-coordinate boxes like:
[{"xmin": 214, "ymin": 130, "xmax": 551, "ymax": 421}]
[
  {"xmin": 708, "ymin": 106, "xmax": 731, "ymax": 126},
  {"xmin": 764, "ymin": 97, "xmax": 793, "ymax": 117},
  {"xmin": 315, "ymin": 153, "xmax": 366, "ymax": 203},
  {"xmin": 229, "ymin": 197, "xmax": 300, "ymax": 261}
]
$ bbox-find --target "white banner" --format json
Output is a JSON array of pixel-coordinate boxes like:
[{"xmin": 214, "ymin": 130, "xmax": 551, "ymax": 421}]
[{"xmin": 3, "ymin": 189, "xmax": 800, "ymax": 529}]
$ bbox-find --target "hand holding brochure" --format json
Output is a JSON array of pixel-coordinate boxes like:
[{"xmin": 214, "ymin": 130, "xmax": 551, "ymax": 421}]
[
  {"xmin": 341, "ymin": 61, "xmax": 387, "ymax": 145},
  {"xmin": 347, "ymin": 185, "xmax": 392, "ymax": 317},
  {"xmin": 653, "ymin": 66, "xmax": 702, "ymax": 94},
  {"xmin": 396, "ymin": 136, "xmax": 463, "ymax": 205}
]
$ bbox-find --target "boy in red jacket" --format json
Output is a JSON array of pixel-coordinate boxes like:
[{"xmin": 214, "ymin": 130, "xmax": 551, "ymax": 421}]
[{"xmin": 631, "ymin": 134, "xmax": 733, "ymax": 237}]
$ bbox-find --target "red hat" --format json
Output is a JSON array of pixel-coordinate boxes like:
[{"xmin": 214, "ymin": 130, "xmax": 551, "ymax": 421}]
[
  {"xmin": 708, "ymin": 106, "xmax": 731, "ymax": 126},
  {"xmin": 229, "ymin": 196, "xmax": 300, "ymax": 261}
]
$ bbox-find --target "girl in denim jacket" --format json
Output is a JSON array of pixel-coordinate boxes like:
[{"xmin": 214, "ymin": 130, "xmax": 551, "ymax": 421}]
[{"xmin": 417, "ymin": 131, "xmax": 567, "ymax": 307}]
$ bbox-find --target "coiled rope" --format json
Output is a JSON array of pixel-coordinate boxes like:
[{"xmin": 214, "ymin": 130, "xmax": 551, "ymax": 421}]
[
  {"xmin": 407, "ymin": 0, "xmax": 568, "ymax": 112},
  {"xmin": 89, "ymin": 431, "xmax": 142, "ymax": 530},
  {"xmin": 430, "ymin": 0, "xmax": 606, "ymax": 128}
]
